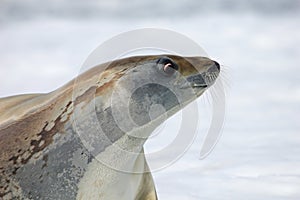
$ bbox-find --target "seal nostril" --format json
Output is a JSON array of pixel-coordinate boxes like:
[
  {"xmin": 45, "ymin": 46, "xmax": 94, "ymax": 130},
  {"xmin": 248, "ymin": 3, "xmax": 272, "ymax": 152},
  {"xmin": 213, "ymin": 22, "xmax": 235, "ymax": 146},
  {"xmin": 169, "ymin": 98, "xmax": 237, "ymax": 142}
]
[{"xmin": 214, "ymin": 61, "xmax": 220, "ymax": 71}]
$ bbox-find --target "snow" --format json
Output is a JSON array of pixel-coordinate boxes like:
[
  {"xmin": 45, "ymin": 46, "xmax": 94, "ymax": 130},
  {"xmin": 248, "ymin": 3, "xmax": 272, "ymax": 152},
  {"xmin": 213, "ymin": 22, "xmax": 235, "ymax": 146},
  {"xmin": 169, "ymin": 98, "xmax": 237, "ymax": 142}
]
[{"xmin": 0, "ymin": 1, "xmax": 299, "ymax": 199}]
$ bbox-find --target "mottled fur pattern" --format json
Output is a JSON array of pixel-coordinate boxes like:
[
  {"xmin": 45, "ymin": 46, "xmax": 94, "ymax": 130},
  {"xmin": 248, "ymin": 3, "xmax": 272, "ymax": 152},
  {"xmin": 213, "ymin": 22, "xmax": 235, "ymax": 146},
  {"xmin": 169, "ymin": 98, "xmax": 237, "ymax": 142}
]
[{"xmin": 0, "ymin": 55, "xmax": 219, "ymax": 199}]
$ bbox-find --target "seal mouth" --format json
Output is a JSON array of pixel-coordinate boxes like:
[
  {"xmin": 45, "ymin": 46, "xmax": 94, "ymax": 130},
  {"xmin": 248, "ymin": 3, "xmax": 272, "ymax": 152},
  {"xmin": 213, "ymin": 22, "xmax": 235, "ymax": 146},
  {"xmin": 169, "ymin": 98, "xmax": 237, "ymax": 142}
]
[
  {"xmin": 187, "ymin": 74, "xmax": 209, "ymax": 88},
  {"xmin": 184, "ymin": 61, "xmax": 220, "ymax": 89},
  {"xmin": 191, "ymin": 82, "xmax": 208, "ymax": 88}
]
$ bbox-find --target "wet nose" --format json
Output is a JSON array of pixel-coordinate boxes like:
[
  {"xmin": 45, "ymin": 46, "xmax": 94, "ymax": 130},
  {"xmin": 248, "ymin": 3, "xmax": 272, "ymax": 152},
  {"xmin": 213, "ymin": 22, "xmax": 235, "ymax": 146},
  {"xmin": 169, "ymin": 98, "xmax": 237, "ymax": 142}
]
[{"xmin": 214, "ymin": 61, "xmax": 220, "ymax": 71}]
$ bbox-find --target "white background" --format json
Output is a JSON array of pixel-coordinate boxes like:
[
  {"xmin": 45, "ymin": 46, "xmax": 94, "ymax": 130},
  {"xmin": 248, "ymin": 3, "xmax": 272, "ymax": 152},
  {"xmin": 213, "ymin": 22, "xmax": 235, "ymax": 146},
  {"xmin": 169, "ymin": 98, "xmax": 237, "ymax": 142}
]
[{"xmin": 1, "ymin": 0, "xmax": 300, "ymax": 199}]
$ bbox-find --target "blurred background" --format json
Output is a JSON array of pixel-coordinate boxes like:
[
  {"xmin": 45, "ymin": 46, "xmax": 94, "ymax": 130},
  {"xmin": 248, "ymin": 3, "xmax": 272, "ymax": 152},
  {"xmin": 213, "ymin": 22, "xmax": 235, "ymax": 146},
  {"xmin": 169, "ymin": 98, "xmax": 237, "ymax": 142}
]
[{"xmin": 1, "ymin": 0, "xmax": 300, "ymax": 199}]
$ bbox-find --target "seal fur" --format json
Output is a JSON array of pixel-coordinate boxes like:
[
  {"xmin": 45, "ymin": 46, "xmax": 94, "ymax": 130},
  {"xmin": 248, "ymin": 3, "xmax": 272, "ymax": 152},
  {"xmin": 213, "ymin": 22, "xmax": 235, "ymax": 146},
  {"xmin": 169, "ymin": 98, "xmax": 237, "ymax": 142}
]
[{"xmin": 0, "ymin": 55, "xmax": 220, "ymax": 199}]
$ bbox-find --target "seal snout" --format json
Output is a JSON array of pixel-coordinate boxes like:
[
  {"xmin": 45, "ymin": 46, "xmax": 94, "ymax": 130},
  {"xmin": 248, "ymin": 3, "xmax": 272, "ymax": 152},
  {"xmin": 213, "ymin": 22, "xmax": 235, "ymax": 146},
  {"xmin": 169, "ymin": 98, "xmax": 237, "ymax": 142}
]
[
  {"xmin": 187, "ymin": 60, "xmax": 220, "ymax": 88},
  {"xmin": 207, "ymin": 60, "xmax": 221, "ymax": 74},
  {"xmin": 214, "ymin": 61, "xmax": 220, "ymax": 71}
]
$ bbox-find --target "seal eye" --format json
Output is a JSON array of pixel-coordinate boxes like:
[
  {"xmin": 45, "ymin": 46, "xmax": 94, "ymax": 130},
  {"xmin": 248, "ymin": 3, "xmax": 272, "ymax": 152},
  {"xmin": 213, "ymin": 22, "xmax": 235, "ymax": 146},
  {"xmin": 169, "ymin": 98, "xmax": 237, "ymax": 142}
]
[
  {"xmin": 163, "ymin": 63, "xmax": 176, "ymax": 75},
  {"xmin": 157, "ymin": 57, "xmax": 178, "ymax": 76}
]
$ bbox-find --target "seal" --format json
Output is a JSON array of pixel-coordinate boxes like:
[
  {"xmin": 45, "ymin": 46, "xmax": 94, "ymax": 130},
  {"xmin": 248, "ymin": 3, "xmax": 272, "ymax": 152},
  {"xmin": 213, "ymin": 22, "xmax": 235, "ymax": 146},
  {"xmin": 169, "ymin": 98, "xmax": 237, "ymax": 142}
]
[{"xmin": 0, "ymin": 55, "xmax": 220, "ymax": 200}]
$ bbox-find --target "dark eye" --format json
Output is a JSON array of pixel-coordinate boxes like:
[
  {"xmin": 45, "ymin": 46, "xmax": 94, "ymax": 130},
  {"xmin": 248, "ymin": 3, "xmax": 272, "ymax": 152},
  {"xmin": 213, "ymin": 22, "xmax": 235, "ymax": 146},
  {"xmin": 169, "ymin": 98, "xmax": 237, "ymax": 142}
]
[
  {"xmin": 157, "ymin": 57, "xmax": 178, "ymax": 76},
  {"xmin": 163, "ymin": 63, "xmax": 176, "ymax": 75}
]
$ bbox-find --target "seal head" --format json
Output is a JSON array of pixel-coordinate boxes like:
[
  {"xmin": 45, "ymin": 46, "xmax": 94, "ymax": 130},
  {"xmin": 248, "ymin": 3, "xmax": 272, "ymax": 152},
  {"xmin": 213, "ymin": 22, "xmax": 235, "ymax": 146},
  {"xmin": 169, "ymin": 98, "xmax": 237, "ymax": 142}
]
[{"xmin": 0, "ymin": 54, "xmax": 220, "ymax": 200}]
